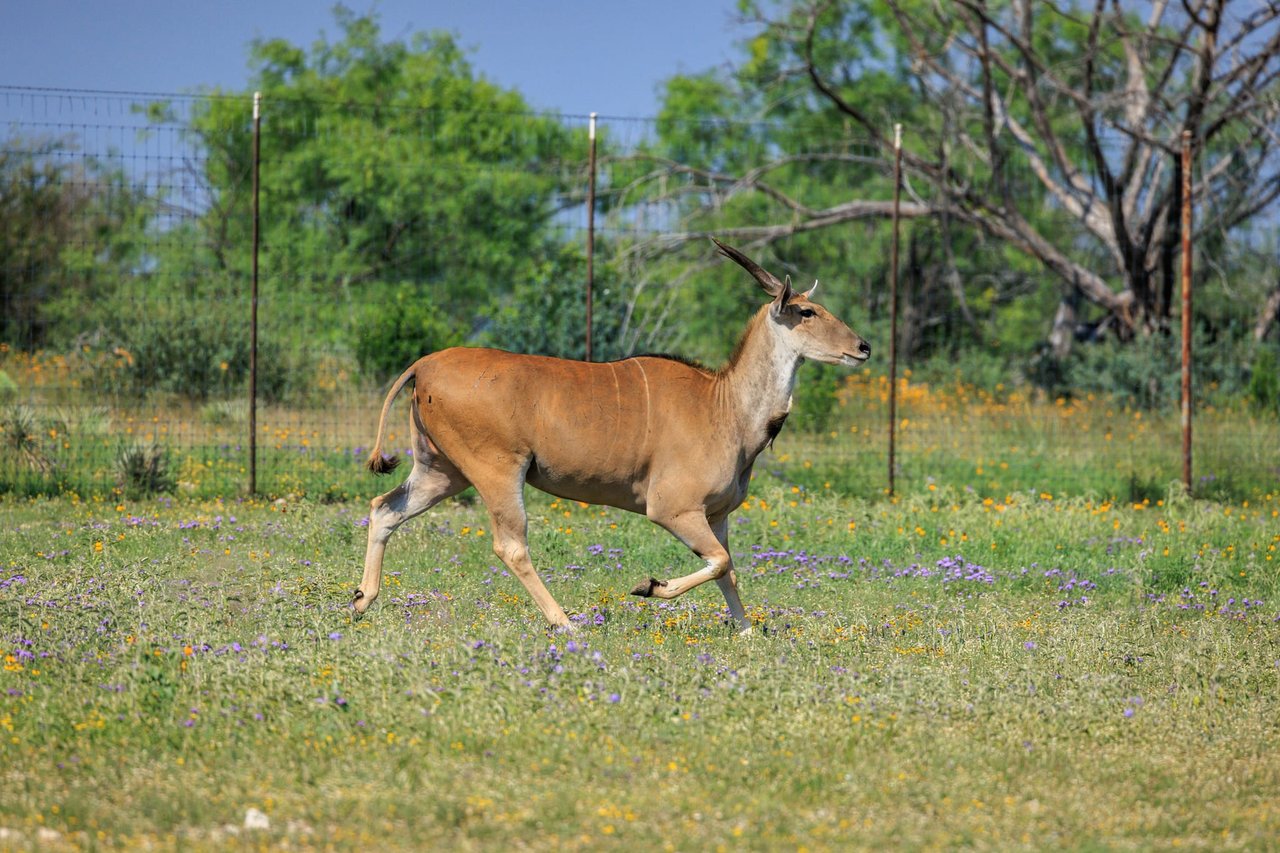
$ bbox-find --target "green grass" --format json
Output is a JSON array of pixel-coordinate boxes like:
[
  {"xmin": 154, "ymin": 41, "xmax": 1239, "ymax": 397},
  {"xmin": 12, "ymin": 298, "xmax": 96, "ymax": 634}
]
[
  {"xmin": 4, "ymin": 376, "xmax": 1278, "ymax": 503},
  {"xmin": 2, "ymin": 483, "xmax": 1278, "ymax": 849}
]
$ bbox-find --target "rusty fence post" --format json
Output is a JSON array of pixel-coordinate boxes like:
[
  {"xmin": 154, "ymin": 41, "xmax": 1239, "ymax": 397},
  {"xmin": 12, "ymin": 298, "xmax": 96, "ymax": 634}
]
[
  {"xmin": 585, "ymin": 112, "xmax": 597, "ymax": 362},
  {"xmin": 888, "ymin": 124, "xmax": 903, "ymax": 497},
  {"xmin": 249, "ymin": 92, "xmax": 261, "ymax": 495},
  {"xmin": 1181, "ymin": 130, "xmax": 1193, "ymax": 493}
]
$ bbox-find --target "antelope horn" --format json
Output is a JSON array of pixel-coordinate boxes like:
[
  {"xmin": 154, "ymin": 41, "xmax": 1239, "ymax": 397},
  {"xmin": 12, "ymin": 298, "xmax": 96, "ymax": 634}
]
[{"xmin": 712, "ymin": 237, "xmax": 787, "ymax": 297}]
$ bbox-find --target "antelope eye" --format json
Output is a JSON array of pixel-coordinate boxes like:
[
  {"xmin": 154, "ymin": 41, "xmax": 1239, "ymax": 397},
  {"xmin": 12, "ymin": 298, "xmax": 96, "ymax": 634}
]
[{"xmin": 798, "ymin": 308, "xmax": 816, "ymax": 318}]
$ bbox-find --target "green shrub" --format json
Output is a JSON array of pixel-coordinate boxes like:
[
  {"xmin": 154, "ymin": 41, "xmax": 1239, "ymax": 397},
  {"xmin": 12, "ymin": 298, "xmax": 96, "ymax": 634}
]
[
  {"xmin": 1, "ymin": 404, "xmax": 49, "ymax": 472},
  {"xmin": 0, "ymin": 370, "xmax": 17, "ymax": 403},
  {"xmin": 481, "ymin": 252, "xmax": 628, "ymax": 363},
  {"xmin": 1066, "ymin": 335, "xmax": 1176, "ymax": 408},
  {"xmin": 791, "ymin": 363, "xmax": 843, "ymax": 432},
  {"xmin": 926, "ymin": 328, "xmax": 1272, "ymax": 410},
  {"xmin": 115, "ymin": 442, "xmax": 175, "ymax": 497},
  {"xmin": 1048, "ymin": 330, "xmax": 1256, "ymax": 409},
  {"xmin": 914, "ymin": 347, "xmax": 1020, "ymax": 395},
  {"xmin": 354, "ymin": 284, "xmax": 467, "ymax": 380},
  {"xmin": 109, "ymin": 306, "xmax": 291, "ymax": 402},
  {"xmin": 1247, "ymin": 347, "xmax": 1280, "ymax": 412}
]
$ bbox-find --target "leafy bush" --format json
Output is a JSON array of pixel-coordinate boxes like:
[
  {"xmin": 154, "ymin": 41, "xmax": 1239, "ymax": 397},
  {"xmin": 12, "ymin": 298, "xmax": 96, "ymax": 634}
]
[
  {"xmin": 1034, "ymin": 330, "xmax": 1259, "ymax": 409},
  {"xmin": 354, "ymin": 284, "xmax": 467, "ymax": 381},
  {"xmin": 914, "ymin": 347, "xmax": 1021, "ymax": 395},
  {"xmin": 1247, "ymin": 347, "xmax": 1280, "ymax": 413},
  {"xmin": 481, "ymin": 255, "xmax": 628, "ymax": 363},
  {"xmin": 901, "ymin": 328, "xmax": 1274, "ymax": 413},
  {"xmin": 791, "ymin": 363, "xmax": 844, "ymax": 432},
  {"xmin": 1066, "ymin": 335, "xmax": 1176, "ymax": 408},
  {"xmin": 107, "ymin": 304, "xmax": 291, "ymax": 402},
  {"xmin": 0, "ymin": 370, "xmax": 17, "ymax": 403}
]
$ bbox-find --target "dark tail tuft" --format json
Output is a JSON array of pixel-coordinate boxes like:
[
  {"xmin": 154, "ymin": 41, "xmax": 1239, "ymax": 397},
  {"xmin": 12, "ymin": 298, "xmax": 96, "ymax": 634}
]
[{"xmin": 366, "ymin": 453, "xmax": 400, "ymax": 475}]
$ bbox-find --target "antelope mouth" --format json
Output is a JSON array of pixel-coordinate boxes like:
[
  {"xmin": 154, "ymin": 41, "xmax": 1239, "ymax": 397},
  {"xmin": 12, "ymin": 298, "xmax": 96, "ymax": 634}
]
[{"xmin": 840, "ymin": 351, "xmax": 871, "ymax": 365}]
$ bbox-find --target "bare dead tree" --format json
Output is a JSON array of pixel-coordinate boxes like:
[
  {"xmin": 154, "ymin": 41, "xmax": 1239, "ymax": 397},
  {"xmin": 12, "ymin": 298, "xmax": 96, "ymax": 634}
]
[
  {"xmin": 637, "ymin": 1, "xmax": 1280, "ymax": 357},
  {"xmin": 1258, "ymin": 280, "xmax": 1280, "ymax": 341},
  {"xmin": 808, "ymin": 0, "xmax": 1280, "ymax": 352}
]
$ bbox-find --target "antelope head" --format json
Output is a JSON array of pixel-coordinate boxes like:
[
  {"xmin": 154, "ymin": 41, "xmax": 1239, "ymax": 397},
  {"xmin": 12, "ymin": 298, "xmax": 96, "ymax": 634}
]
[{"xmin": 714, "ymin": 239, "xmax": 871, "ymax": 367}]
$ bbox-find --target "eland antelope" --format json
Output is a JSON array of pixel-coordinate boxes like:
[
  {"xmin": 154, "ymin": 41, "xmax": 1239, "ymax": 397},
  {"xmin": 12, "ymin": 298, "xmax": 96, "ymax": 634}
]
[{"xmin": 354, "ymin": 240, "xmax": 871, "ymax": 631}]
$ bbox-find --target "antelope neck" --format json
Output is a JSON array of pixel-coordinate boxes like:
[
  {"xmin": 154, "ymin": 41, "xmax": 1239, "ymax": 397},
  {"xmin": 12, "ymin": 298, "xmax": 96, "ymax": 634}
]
[{"xmin": 717, "ymin": 307, "xmax": 799, "ymax": 435}]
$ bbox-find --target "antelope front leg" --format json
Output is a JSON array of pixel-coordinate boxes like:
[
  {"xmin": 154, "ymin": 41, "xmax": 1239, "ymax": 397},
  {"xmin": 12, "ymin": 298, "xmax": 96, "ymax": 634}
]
[
  {"xmin": 630, "ymin": 509, "xmax": 750, "ymax": 632},
  {"xmin": 710, "ymin": 518, "xmax": 751, "ymax": 633},
  {"xmin": 714, "ymin": 571, "xmax": 751, "ymax": 634}
]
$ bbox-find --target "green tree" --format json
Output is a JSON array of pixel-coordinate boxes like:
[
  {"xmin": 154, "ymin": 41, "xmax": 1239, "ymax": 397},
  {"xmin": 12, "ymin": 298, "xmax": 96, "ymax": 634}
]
[
  {"xmin": 0, "ymin": 138, "xmax": 148, "ymax": 348},
  {"xmin": 482, "ymin": 245, "xmax": 628, "ymax": 363},
  {"xmin": 146, "ymin": 7, "xmax": 588, "ymax": 383}
]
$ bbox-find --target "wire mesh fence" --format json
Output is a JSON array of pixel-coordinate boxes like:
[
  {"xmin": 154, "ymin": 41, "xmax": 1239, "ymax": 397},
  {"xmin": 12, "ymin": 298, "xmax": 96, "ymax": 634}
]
[{"xmin": 1, "ymin": 86, "xmax": 1276, "ymax": 502}]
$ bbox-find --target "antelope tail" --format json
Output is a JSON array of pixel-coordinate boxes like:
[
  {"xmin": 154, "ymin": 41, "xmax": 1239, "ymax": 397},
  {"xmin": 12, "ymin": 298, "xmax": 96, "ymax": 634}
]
[{"xmin": 365, "ymin": 360, "xmax": 421, "ymax": 475}]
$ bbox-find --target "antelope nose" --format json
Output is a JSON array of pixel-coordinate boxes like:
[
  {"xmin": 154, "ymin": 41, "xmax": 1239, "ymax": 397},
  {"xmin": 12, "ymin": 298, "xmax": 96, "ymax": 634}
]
[{"xmin": 858, "ymin": 341, "xmax": 871, "ymax": 358}]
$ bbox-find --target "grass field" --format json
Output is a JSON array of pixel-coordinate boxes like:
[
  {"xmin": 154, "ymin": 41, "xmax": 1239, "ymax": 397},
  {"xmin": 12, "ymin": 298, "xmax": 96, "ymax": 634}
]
[{"xmin": 2, "ymin": 478, "xmax": 1278, "ymax": 850}]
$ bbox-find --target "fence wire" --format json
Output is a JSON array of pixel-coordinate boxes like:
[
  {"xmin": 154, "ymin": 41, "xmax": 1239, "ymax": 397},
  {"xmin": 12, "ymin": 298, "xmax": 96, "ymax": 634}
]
[{"xmin": 1, "ymin": 87, "xmax": 1275, "ymax": 501}]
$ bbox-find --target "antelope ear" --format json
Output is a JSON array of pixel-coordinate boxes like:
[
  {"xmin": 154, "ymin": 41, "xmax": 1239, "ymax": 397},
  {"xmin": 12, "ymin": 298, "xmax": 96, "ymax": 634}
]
[
  {"xmin": 770, "ymin": 275, "xmax": 794, "ymax": 319},
  {"xmin": 803, "ymin": 279, "xmax": 818, "ymax": 299}
]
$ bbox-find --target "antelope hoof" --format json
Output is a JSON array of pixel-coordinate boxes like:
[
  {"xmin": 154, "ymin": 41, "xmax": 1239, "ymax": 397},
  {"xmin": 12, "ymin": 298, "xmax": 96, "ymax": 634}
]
[
  {"xmin": 352, "ymin": 588, "xmax": 371, "ymax": 615},
  {"xmin": 630, "ymin": 577, "xmax": 667, "ymax": 598}
]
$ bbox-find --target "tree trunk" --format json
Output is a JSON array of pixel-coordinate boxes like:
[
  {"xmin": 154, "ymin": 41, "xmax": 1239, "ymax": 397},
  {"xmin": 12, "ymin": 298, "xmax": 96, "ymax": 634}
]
[
  {"xmin": 1048, "ymin": 296, "xmax": 1078, "ymax": 360},
  {"xmin": 1256, "ymin": 283, "xmax": 1280, "ymax": 343}
]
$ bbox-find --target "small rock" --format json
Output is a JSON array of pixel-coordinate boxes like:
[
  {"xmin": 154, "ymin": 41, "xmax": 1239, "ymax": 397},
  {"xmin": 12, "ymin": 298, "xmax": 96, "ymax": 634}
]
[{"xmin": 244, "ymin": 808, "xmax": 270, "ymax": 831}]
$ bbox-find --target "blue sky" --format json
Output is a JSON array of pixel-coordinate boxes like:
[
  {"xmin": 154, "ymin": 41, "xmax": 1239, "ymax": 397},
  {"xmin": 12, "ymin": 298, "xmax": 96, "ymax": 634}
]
[{"xmin": 0, "ymin": 1, "xmax": 747, "ymax": 118}]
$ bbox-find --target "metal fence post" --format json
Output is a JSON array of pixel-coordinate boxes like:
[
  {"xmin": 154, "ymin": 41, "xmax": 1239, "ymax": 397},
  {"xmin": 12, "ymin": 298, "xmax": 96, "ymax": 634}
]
[
  {"xmin": 585, "ymin": 112, "xmax": 597, "ymax": 362},
  {"xmin": 1181, "ymin": 130, "xmax": 1193, "ymax": 493},
  {"xmin": 888, "ymin": 124, "xmax": 903, "ymax": 497},
  {"xmin": 249, "ymin": 92, "xmax": 261, "ymax": 495}
]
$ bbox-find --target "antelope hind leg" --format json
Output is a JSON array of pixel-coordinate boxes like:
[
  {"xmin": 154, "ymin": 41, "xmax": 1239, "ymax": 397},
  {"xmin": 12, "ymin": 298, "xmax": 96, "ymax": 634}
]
[{"xmin": 355, "ymin": 456, "xmax": 469, "ymax": 614}]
